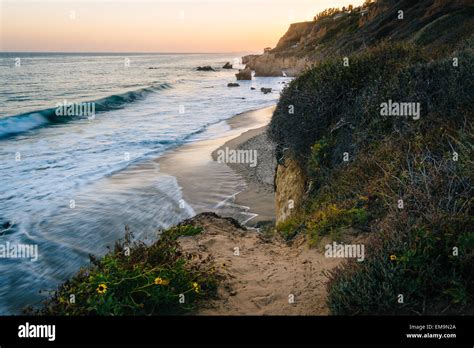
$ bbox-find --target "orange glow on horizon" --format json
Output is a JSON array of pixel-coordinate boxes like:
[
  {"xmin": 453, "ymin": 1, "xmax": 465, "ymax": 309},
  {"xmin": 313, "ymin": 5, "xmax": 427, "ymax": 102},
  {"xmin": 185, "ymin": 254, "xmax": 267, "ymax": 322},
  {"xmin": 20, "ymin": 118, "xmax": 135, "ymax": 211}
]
[{"xmin": 0, "ymin": 0, "xmax": 365, "ymax": 53}]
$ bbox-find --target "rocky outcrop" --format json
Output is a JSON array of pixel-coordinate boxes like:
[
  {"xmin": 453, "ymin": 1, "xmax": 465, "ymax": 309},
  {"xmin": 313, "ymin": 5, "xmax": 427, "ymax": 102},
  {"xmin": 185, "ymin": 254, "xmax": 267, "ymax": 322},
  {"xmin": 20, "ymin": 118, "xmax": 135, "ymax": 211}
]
[
  {"xmin": 242, "ymin": 55, "xmax": 259, "ymax": 65},
  {"xmin": 222, "ymin": 62, "xmax": 233, "ymax": 69},
  {"xmin": 243, "ymin": 53, "xmax": 310, "ymax": 77},
  {"xmin": 197, "ymin": 66, "xmax": 215, "ymax": 71},
  {"xmin": 235, "ymin": 67, "xmax": 252, "ymax": 80},
  {"xmin": 274, "ymin": 157, "xmax": 306, "ymax": 224},
  {"xmin": 227, "ymin": 83, "xmax": 240, "ymax": 87}
]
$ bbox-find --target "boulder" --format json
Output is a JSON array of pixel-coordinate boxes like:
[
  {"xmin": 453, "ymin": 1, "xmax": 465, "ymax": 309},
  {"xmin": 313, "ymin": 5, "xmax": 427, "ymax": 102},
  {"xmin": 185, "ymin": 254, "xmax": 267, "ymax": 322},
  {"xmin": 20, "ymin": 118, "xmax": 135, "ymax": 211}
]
[
  {"xmin": 227, "ymin": 83, "xmax": 240, "ymax": 87},
  {"xmin": 222, "ymin": 62, "xmax": 233, "ymax": 69},
  {"xmin": 197, "ymin": 66, "xmax": 216, "ymax": 71},
  {"xmin": 251, "ymin": 87, "xmax": 256, "ymax": 90},
  {"xmin": 261, "ymin": 87, "xmax": 272, "ymax": 94},
  {"xmin": 236, "ymin": 67, "xmax": 252, "ymax": 80}
]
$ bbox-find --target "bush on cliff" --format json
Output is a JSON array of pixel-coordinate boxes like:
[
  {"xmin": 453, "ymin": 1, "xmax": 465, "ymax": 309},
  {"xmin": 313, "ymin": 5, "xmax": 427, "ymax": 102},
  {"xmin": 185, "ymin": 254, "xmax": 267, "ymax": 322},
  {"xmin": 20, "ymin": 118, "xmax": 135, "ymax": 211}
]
[
  {"xmin": 27, "ymin": 224, "xmax": 217, "ymax": 315},
  {"xmin": 269, "ymin": 41, "xmax": 472, "ymax": 167},
  {"xmin": 269, "ymin": 41, "xmax": 473, "ymax": 314}
]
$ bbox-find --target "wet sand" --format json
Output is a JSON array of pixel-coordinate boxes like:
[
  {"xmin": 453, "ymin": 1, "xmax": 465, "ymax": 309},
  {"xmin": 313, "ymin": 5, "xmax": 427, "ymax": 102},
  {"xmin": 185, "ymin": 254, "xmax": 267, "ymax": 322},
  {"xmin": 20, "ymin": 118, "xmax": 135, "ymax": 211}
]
[
  {"xmin": 211, "ymin": 125, "xmax": 277, "ymax": 226},
  {"xmin": 157, "ymin": 106, "xmax": 276, "ymax": 227}
]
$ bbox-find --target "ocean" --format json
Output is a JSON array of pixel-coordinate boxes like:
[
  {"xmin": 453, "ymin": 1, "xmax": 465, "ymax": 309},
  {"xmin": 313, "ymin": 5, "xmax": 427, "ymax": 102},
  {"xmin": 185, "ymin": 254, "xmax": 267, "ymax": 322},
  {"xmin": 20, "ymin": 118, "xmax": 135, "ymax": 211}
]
[{"xmin": 0, "ymin": 52, "xmax": 290, "ymax": 314}]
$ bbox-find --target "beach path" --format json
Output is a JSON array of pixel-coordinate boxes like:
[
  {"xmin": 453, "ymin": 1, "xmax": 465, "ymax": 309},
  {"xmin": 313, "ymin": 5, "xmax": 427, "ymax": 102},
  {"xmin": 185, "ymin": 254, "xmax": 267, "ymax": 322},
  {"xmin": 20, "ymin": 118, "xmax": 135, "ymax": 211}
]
[{"xmin": 179, "ymin": 213, "xmax": 342, "ymax": 315}]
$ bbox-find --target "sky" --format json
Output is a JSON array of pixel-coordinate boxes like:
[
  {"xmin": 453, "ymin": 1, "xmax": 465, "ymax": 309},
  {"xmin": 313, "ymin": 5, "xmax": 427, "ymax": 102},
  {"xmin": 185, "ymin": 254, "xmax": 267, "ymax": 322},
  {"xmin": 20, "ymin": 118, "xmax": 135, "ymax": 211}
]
[{"xmin": 0, "ymin": 0, "xmax": 365, "ymax": 53}]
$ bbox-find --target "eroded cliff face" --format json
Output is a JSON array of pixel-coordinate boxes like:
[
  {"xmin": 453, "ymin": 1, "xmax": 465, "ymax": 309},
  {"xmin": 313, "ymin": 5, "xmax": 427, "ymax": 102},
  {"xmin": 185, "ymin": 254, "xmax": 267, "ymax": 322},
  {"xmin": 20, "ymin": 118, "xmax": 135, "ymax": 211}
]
[
  {"xmin": 242, "ymin": 0, "xmax": 473, "ymax": 77},
  {"xmin": 274, "ymin": 157, "xmax": 306, "ymax": 224},
  {"xmin": 244, "ymin": 53, "xmax": 310, "ymax": 77},
  {"xmin": 273, "ymin": 22, "xmax": 315, "ymax": 52}
]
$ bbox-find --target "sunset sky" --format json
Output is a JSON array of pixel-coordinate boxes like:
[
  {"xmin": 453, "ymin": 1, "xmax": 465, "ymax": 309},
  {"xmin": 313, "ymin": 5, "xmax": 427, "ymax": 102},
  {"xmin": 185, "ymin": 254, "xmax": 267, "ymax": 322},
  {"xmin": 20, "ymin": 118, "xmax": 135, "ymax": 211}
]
[{"xmin": 0, "ymin": 0, "xmax": 365, "ymax": 53}]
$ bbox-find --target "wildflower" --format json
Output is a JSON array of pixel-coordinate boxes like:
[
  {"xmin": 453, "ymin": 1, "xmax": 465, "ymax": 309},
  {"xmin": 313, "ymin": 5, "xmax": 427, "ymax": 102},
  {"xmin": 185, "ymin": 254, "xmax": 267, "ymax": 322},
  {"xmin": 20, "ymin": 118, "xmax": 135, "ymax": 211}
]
[
  {"xmin": 96, "ymin": 283, "xmax": 107, "ymax": 294},
  {"xmin": 192, "ymin": 282, "xmax": 200, "ymax": 294},
  {"xmin": 390, "ymin": 255, "xmax": 397, "ymax": 261},
  {"xmin": 154, "ymin": 277, "xmax": 169, "ymax": 286}
]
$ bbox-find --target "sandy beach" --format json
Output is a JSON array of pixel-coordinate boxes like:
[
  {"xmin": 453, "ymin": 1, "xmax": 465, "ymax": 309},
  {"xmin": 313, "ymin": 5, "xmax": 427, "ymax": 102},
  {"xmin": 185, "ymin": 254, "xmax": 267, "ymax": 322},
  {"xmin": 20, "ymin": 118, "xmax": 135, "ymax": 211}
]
[{"xmin": 157, "ymin": 106, "xmax": 277, "ymax": 227}]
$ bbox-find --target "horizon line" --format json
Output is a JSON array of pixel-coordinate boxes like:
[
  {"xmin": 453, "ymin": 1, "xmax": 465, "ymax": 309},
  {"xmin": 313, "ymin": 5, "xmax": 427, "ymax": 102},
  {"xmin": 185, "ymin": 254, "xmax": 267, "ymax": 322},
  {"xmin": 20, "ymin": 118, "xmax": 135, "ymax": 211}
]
[{"xmin": 0, "ymin": 51, "xmax": 258, "ymax": 55}]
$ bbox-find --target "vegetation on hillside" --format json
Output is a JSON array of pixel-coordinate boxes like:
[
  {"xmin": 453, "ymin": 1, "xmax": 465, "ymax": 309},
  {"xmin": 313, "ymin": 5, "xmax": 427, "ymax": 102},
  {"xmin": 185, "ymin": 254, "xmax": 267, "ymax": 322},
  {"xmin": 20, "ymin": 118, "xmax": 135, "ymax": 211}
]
[
  {"xmin": 268, "ymin": 41, "xmax": 473, "ymax": 314},
  {"xmin": 271, "ymin": 0, "xmax": 473, "ymax": 62},
  {"xmin": 27, "ymin": 224, "xmax": 218, "ymax": 315}
]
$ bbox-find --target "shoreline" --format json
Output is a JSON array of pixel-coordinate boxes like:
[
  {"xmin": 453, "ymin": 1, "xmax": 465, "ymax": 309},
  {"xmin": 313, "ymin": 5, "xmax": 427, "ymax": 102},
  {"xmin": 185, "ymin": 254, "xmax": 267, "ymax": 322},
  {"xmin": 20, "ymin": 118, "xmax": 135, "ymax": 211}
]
[
  {"xmin": 211, "ymin": 125, "xmax": 276, "ymax": 226},
  {"xmin": 156, "ymin": 105, "xmax": 277, "ymax": 227}
]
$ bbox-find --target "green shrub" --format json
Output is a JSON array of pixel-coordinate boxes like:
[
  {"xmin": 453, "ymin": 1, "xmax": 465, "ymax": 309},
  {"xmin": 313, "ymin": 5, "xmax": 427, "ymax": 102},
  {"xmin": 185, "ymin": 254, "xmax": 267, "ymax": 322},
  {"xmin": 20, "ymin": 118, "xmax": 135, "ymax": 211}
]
[
  {"xmin": 324, "ymin": 127, "xmax": 473, "ymax": 314},
  {"xmin": 28, "ymin": 225, "xmax": 217, "ymax": 315},
  {"xmin": 268, "ymin": 42, "xmax": 472, "ymax": 167},
  {"xmin": 276, "ymin": 217, "xmax": 303, "ymax": 241},
  {"xmin": 166, "ymin": 225, "xmax": 203, "ymax": 239},
  {"xmin": 306, "ymin": 204, "xmax": 369, "ymax": 244},
  {"xmin": 307, "ymin": 137, "xmax": 330, "ymax": 186},
  {"xmin": 327, "ymin": 221, "xmax": 473, "ymax": 315}
]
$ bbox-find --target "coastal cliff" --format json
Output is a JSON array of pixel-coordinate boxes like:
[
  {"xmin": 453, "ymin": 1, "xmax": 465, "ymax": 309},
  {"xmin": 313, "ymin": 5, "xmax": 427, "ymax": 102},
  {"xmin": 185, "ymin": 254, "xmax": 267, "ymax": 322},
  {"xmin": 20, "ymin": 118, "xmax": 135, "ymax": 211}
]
[
  {"xmin": 274, "ymin": 157, "xmax": 306, "ymax": 224},
  {"xmin": 243, "ymin": 0, "xmax": 473, "ymax": 76}
]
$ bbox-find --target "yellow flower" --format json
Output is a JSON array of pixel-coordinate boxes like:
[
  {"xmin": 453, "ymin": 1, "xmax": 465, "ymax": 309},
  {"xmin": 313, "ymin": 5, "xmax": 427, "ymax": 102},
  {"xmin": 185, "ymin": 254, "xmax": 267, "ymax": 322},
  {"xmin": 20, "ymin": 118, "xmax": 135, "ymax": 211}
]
[
  {"xmin": 192, "ymin": 282, "xmax": 200, "ymax": 294},
  {"xmin": 96, "ymin": 283, "xmax": 107, "ymax": 294},
  {"xmin": 154, "ymin": 277, "xmax": 169, "ymax": 285},
  {"xmin": 390, "ymin": 255, "xmax": 397, "ymax": 261}
]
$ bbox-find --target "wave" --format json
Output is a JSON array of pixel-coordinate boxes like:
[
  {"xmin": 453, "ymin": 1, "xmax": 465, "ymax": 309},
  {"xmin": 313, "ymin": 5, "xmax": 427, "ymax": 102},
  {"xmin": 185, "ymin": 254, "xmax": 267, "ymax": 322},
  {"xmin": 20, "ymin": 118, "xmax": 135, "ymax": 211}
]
[{"xmin": 0, "ymin": 83, "xmax": 172, "ymax": 139}]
